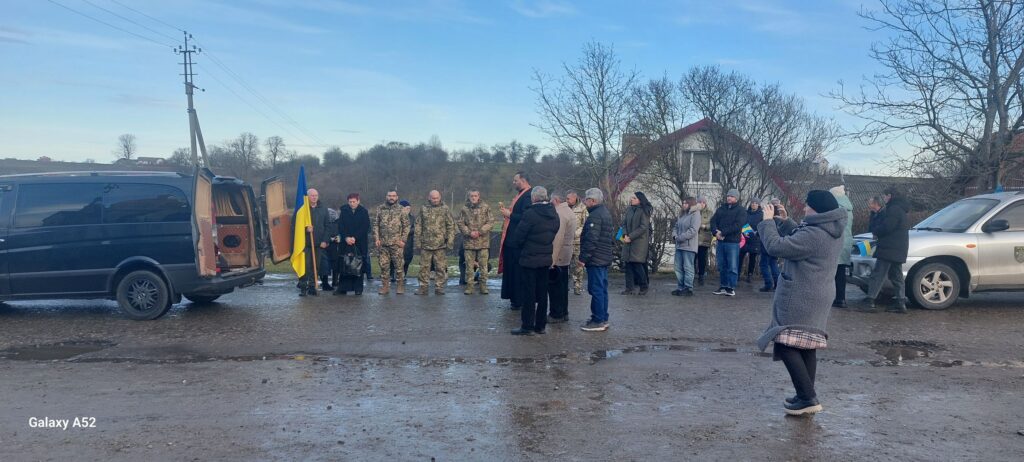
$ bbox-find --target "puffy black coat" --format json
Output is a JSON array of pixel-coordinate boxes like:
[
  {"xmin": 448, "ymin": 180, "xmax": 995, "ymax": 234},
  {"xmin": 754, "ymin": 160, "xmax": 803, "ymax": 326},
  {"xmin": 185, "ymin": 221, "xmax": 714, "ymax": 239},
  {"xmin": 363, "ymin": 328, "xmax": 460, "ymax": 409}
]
[
  {"xmin": 338, "ymin": 204, "xmax": 371, "ymax": 258},
  {"xmin": 579, "ymin": 204, "xmax": 614, "ymax": 267},
  {"xmin": 711, "ymin": 203, "xmax": 747, "ymax": 243},
  {"xmin": 870, "ymin": 197, "xmax": 911, "ymax": 263},
  {"xmin": 511, "ymin": 202, "xmax": 560, "ymax": 268}
]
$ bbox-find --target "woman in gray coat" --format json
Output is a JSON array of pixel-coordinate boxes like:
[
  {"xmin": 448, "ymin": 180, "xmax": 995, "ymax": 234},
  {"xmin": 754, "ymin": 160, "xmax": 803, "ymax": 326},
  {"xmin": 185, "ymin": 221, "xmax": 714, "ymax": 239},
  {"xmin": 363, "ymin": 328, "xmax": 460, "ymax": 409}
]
[
  {"xmin": 620, "ymin": 192, "xmax": 653, "ymax": 295},
  {"xmin": 757, "ymin": 190, "xmax": 847, "ymax": 416},
  {"xmin": 672, "ymin": 197, "xmax": 701, "ymax": 296}
]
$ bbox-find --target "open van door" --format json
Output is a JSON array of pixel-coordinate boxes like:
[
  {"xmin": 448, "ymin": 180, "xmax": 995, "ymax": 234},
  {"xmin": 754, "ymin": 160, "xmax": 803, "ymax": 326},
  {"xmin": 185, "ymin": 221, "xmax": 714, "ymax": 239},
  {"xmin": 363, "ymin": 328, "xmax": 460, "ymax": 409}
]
[
  {"xmin": 260, "ymin": 177, "xmax": 293, "ymax": 264},
  {"xmin": 193, "ymin": 168, "xmax": 218, "ymax": 277}
]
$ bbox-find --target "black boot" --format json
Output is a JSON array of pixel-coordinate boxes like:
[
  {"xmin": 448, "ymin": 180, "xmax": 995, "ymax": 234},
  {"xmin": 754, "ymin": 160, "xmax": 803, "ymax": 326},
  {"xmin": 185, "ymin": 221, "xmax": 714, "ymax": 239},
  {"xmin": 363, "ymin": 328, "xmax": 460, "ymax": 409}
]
[{"xmin": 321, "ymin": 277, "xmax": 333, "ymax": 292}]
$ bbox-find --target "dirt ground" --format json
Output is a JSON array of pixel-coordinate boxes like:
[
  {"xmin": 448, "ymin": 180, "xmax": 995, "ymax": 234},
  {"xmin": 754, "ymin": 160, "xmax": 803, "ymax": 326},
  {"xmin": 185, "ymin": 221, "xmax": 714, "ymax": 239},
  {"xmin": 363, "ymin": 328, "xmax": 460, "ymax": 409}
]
[{"xmin": 1, "ymin": 273, "xmax": 1022, "ymax": 461}]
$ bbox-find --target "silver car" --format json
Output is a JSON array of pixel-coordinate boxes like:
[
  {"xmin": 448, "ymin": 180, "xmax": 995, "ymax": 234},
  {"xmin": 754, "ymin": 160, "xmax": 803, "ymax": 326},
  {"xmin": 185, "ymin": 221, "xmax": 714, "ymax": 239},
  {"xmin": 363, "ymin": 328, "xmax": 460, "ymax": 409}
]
[{"xmin": 850, "ymin": 191, "xmax": 1024, "ymax": 309}]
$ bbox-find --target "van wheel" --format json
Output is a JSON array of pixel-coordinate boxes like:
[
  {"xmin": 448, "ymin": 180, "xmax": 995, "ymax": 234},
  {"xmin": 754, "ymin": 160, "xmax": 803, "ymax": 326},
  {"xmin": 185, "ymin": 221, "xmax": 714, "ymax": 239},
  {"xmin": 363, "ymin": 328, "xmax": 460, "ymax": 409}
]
[
  {"xmin": 116, "ymin": 270, "xmax": 172, "ymax": 320},
  {"xmin": 909, "ymin": 262, "xmax": 960, "ymax": 310},
  {"xmin": 184, "ymin": 294, "xmax": 220, "ymax": 304}
]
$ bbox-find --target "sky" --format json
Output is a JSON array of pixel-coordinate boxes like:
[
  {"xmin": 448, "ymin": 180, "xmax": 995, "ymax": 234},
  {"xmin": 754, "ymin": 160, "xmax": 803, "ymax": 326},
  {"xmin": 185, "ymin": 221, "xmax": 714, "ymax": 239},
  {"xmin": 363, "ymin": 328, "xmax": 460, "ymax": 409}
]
[{"xmin": 1, "ymin": 0, "xmax": 903, "ymax": 174}]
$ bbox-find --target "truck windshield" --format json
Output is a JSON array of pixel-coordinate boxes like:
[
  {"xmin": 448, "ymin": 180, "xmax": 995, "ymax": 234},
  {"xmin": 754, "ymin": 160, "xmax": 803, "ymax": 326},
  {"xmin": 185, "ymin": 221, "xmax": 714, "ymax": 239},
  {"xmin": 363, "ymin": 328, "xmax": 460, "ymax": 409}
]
[{"xmin": 914, "ymin": 198, "xmax": 999, "ymax": 233}]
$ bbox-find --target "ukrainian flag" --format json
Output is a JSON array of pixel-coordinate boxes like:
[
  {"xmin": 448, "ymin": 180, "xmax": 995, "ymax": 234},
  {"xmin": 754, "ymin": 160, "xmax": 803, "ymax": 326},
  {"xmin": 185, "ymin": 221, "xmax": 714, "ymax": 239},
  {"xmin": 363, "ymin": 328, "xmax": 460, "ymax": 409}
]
[
  {"xmin": 857, "ymin": 241, "xmax": 874, "ymax": 256},
  {"xmin": 290, "ymin": 166, "xmax": 312, "ymax": 277},
  {"xmin": 742, "ymin": 223, "xmax": 754, "ymax": 236}
]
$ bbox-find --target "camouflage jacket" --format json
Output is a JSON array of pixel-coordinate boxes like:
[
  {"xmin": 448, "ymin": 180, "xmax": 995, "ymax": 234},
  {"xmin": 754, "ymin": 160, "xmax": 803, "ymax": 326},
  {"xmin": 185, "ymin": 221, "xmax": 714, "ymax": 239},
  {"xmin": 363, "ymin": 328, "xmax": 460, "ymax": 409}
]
[
  {"xmin": 457, "ymin": 200, "xmax": 495, "ymax": 250},
  {"xmin": 373, "ymin": 202, "xmax": 411, "ymax": 247},
  {"xmin": 571, "ymin": 201, "xmax": 589, "ymax": 246},
  {"xmin": 698, "ymin": 207, "xmax": 714, "ymax": 247},
  {"xmin": 416, "ymin": 202, "xmax": 456, "ymax": 250}
]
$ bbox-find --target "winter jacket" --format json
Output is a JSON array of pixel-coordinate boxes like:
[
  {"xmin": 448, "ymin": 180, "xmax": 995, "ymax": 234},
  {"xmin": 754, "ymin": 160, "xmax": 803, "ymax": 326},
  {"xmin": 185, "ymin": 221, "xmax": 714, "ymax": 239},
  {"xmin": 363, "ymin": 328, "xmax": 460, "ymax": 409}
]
[
  {"xmin": 551, "ymin": 202, "xmax": 576, "ymax": 267},
  {"xmin": 870, "ymin": 197, "xmax": 911, "ymax": 263},
  {"xmin": 711, "ymin": 203, "xmax": 747, "ymax": 243},
  {"xmin": 755, "ymin": 207, "xmax": 848, "ymax": 351},
  {"xmin": 620, "ymin": 205, "xmax": 652, "ymax": 263},
  {"xmin": 834, "ymin": 194, "xmax": 854, "ymax": 265},
  {"xmin": 580, "ymin": 203, "xmax": 614, "ymax": 267},
  {"xmin": 744, "ymin": 208, "xmax": 763, "ymax": 254},
  {"xmin": 338, "ymin": 204, "xmax": 370, "ymax": 258},
  {"xmin": 457, "ymin": 200, "xmax": 495, "ymax": 250},
  {"xmin": 511, "ymin": 202, "xmax": 560, "ymax": 269},
  {"xmin": 673, "ymin": 208, "xmax": 701, "ymax": 253},
  {"xmin": 416, "ymin": 202, "xmax": 456, "ymax": 251},
  {"xmin": 503, "ymin": 187, "xmax": 533, "ymax": 250},
  {"xmin": 294, "ymin": 202, "xmax": 332, "ymax": 248},
  {"xmin": 698, "ymin": 207, "xmax": 714, "ymax": 247},
  {"xmin": 373, "ymin": 202, "xmax": 411, "ymax": 247}
]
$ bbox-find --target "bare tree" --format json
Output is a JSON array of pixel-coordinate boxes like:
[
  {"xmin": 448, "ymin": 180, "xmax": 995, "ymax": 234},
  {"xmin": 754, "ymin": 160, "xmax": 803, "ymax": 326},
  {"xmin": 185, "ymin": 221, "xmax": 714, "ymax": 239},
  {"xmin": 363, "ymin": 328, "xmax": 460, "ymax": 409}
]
[
  {"xmin": 114, "ymin": 133, "xmax": 137, "ymax": 161},
  {"xmin": 264, "ymin": 136, "xmax": 285, "ymax": 171},
  {"xmin": 532, "ymin": 41, "xmax": 639, "ymax": 205},
  {"xmin": 628, "ymin": 75, "xmax": 691, "ymax": 212},
  {"xmin": 833, "ymin": 0, "xmax": 1024, "ymax": 193},
  {"xmin": 230, "ymin": 132, "xmax": 262, "ymax": 180},
  {"xmin": 168, "ymin": 147, "xmax": 191, "ymax": 167}
]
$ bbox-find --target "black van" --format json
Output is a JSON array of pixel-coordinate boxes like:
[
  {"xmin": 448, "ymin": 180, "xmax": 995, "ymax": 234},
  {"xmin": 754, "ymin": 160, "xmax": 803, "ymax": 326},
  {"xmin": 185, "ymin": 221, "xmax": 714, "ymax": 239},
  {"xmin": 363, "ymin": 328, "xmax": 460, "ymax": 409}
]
[{"xmin": 0, "ymin": 169, "xmax": 293, "ymax": 319}]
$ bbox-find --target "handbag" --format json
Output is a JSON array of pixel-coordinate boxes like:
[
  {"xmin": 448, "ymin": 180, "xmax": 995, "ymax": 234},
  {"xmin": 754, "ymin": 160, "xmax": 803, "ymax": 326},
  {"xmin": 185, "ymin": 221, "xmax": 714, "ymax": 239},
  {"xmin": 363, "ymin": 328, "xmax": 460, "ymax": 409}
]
[{"xmin": 342, "ymin": 248, "xmax": 364, "ymax": 276}]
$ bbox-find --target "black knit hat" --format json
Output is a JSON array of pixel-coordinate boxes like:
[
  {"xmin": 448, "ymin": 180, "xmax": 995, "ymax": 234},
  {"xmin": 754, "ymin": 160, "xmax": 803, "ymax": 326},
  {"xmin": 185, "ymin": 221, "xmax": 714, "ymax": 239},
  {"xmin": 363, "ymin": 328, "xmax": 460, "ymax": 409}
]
[{"xmin": 806, "ymin": 190, "xmax": 839, "ymax": 213}]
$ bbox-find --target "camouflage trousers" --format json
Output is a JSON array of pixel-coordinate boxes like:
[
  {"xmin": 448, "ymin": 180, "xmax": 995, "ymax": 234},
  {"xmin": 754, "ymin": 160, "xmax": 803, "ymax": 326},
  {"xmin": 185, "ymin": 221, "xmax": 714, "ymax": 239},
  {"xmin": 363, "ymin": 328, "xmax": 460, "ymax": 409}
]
[
  {"xmin": 570, "ymin": 244, "xmax": 584, "ymax": 293},
  {"xmin": 418, "ymin": 248, "xmax": 448, "ymax": 291},
  {"xmin": 379, "ymin": 245, "xmax": 405, "ymax": 283},
  {"xmin": 464, "ymin": 248, "xmax": 489, "ymax": 291}
]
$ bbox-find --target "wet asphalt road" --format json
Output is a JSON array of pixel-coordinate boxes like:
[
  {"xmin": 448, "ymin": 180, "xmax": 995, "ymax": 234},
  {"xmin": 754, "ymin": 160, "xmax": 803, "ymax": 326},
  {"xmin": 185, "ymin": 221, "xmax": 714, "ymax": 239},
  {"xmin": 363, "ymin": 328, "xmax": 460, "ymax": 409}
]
[{"xmin": 1, "ymin": 274, "xmax": 1023, "ymax": 461}]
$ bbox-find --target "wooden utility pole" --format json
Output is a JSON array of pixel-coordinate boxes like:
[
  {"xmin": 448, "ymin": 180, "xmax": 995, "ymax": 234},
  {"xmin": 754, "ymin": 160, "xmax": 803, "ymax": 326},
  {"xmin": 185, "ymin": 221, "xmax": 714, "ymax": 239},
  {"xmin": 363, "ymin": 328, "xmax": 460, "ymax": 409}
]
[{"xmin": 175, "ymin": 31, "xmax": 209, "ymax": 167}]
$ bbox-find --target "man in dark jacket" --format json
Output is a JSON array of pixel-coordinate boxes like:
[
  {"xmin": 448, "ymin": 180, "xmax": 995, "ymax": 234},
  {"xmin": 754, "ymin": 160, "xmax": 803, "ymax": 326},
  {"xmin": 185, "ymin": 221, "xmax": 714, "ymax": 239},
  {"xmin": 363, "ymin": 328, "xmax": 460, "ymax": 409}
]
[
  {"xmin": 500, "ymin": 172, "xmax": 534, "ymax": 309},
  {"xmin": 296, "ymin": 188, "xmax": 332, "ymax": 296},
  {"xmin": 509, "ymin": 187, "xmax": 560, "ymax": 335},
  {"xmin": 578, "ymin": 188, "xmax": 614, "ymax": 332},
  {"xmin": 860, "ymin": 187, "xmax": 911, "ymax": 313},
  {"xmin": 710, "ymin": 189, "xmax": 747, "ymax": 296}
]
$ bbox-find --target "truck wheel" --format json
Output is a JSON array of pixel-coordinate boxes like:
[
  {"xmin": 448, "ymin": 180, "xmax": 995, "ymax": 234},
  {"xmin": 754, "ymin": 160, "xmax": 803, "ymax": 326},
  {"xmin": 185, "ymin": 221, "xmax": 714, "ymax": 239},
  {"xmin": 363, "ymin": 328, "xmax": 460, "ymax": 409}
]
[
  {"xmin": 116, "ymin": 270, "xmax": 172, "ymax": 320},
  {"xmin": 909, "ymin": 262, "xmax": 959, "ymax": 310},
  {"xmin": 184, "ymin": 294, "xmax": 221, "ymax": 304}
]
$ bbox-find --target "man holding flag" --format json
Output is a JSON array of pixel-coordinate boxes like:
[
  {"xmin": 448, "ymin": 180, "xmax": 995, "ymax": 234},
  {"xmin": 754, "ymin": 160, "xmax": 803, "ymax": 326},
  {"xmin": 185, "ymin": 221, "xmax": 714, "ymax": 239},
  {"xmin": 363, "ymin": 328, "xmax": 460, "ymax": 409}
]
[{"xmin": 291, "ymin": 166, "xmax": 332, "ymax": 296}]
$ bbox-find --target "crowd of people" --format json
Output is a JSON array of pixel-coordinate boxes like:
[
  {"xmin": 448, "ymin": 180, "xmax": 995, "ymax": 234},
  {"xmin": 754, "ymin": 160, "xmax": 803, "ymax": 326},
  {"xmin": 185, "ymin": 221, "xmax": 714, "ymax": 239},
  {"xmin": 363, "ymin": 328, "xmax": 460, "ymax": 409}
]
[{"xmin": 293, "ymin": 171, "xmax": 912, "ymax": 416}]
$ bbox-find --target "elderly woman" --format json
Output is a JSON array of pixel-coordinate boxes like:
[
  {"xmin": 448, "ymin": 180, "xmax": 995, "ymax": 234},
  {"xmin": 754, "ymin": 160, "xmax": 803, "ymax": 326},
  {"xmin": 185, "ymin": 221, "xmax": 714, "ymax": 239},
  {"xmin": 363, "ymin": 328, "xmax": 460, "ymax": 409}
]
[
  {"xmin": 620, "ymin": 191, "xmax": 653, "ymax": 295},
  {"xmin": 756, "ymin": 190, "xmax": 847, "ymax": 416},
  {"xmin": 335, "ymin": 193, "xmax": 371, "ymax": 296}
]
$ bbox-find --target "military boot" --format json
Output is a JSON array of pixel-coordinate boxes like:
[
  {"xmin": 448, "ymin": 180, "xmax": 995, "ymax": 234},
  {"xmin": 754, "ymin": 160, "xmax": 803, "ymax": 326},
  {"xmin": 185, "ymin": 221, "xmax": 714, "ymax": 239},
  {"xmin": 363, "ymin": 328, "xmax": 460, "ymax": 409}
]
[
  {"xmin": 396, "ymin": 280, "xmax": 405, "ymax": 294},
  {"xmin": 480, "ymin": 285, "xmax": 490, "ymax": 295},
  {"xmin": 415, "ymin": 286, "xmax": 429, "ymax": 295},
  {"xmin": 378, "ymin": 280, "xmax": 390, "ymax": 295}
]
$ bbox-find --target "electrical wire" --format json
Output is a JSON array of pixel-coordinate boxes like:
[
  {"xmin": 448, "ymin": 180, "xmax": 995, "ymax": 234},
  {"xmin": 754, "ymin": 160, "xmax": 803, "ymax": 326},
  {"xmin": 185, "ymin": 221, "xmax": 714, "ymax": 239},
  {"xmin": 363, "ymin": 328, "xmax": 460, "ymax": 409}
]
[
  {"xmin": 45, "ymin": 0, "xmax": 176, "ymax": 49},
  {"xmin": 81, "ymin": 0, "xmax": 181, "ymax": 42},
  {"xmin": 107, "ymin": 0, "xmax": 185, "ymax": 33}
]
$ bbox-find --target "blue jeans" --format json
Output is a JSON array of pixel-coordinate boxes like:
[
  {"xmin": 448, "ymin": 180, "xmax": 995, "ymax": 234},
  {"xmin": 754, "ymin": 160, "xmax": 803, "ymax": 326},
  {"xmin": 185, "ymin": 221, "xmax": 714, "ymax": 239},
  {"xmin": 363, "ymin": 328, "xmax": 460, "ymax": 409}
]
[
  {"xmin": 674, "ymin": 249, "xmax": 696, "ymax": 290},
  {"xmin": 716, "ymin": 242, "xmax": 740, "ymax": 289},
  {"xmin": 586, "ymin": 265, "xmax": 609, "ymax": 323},
  {"xmin": 759, "ymin": 252, "xmax": 779, "ymax": 288}
]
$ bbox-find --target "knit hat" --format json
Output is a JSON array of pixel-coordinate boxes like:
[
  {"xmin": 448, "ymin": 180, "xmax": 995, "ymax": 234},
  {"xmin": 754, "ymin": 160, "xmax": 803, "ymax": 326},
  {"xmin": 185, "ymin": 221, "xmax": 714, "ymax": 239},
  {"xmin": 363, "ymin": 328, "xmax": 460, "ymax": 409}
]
[
  {"xmin": 750, "ymin": 197, "xmax": 761, "ymax": 204},
  {"xmin": 806, "ymin": 190, "xmax": 840, "ymax": 213},
  {"xmin": 399, "ymin": 200, "xmax": 410, "ymax": 207},
  {"xmin": 829, "ymin": 185, "xmax": 846, "ymax": 196},
  {"xmin": 726, "ymin": 189, "xmax": 740, "ymax": 199}
]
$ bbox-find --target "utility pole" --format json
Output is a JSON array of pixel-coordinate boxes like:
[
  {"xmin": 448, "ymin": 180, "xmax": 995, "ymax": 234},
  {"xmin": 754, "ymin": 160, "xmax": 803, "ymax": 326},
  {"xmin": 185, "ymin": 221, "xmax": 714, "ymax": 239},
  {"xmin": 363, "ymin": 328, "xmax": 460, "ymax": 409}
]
[{"xmin": 175, "ymin": 31, "xmax": 208, "ymax": 167}]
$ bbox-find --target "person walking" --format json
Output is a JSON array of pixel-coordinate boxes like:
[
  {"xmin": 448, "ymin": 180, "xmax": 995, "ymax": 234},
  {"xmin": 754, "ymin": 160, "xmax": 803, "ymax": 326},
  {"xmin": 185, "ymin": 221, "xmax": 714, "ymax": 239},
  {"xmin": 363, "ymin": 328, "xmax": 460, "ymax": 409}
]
[
  {"xmin": 696, "ymin": 196, "xmax": 713, "ymax": 286},
  {"xmin": 740, "ymin": 199, "xmax": 763, "ymax": 284},
  {"xmin": 547, "ymin": 191, "xmax": 576, "ymax": 323},
  {"xmin": 672, "ymin": 197, "xmax": 701, "ymax": 296},
  {"xmin": 509, "ymin": 187, "xmax": 560, "ymax": 336},
  {"xmin": 335, "ymin": 193, "xmax": 370, "ymax": 295},
  {"xmin": 579, "ymin": 188, "xmax": 614, "ymax": 332},
  {"xmin": 859, "ymin": 186, "xmax": 911, "ymax": 313},
  {"xmin": 831, "ymin": 186, "xmax": 855, "ymax": 308},
  {"xmin": 457, "ymin": 190, "xmax": 495, "ymax": 295},
  {"xmin": 415, "ymin": 190, "xmax": 456, "ymax": 295},
  {"xmin": 499, "ymin": 172, "xmax": 534, "ymax": 310},
  {"xmin": 710, "ymin": 189, "xmax": 747, "ymax": 296},
  {"xmin": 621, "ymin": 192, "xmax": 653, "ymax": 295},
  {"xmin": 756, "ymin": 190, "xmax": 847, "ymax": 416}
]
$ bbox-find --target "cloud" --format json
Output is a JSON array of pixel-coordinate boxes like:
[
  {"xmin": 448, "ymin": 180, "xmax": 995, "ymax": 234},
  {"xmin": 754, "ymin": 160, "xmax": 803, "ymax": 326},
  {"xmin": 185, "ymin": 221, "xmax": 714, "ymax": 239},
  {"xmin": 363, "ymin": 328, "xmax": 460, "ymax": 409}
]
[
  {"xmin": 0, "ymin": 26, "xmax": 31, "ymax": 45},
  {"xmin": 252, "ymin": 0, "xmax": 491, "ymax": 25},
  {"xmin": 331, "ymin": 128, "xmax": 362, "ymax": 134},
  {"xmin": 2, "ymin": 25, "xmax": 130, "ymax": 50},
  {"xmin": 110, "ymin": 94, "xmax": 177, "ymax": 108},
  {"xmin": 510, "ymin": 0, "xmax": 577, "ymax": 18},
  {"xmin": 672, "ymin": 0, "xmax": 816, "ymax": 36},
  {"xmin": 204, "ymin": 2, "xmax": 331, "ymax": 35}
]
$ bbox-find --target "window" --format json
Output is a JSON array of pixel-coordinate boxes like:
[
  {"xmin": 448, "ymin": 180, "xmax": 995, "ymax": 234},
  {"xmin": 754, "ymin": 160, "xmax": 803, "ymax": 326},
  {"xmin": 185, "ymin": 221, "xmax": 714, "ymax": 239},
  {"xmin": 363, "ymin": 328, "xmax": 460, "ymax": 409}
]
[
  {"xmin": 991, "ymin": 202, "xmax": 1024, "ymax": 231},
  {"xmin": 915, "ymin": 198, "xmax": 998, "ymax": 233},
  {"xmin": 102, "ymin": 183, "xmax": 190, "ymax": 224},
  {"xmin": 691, "ymin": 152, "xmax": 713, "ymax": 183},
  {"xmin": 14, "ymin": 183, "xmax": 103, "ymax": 228}
]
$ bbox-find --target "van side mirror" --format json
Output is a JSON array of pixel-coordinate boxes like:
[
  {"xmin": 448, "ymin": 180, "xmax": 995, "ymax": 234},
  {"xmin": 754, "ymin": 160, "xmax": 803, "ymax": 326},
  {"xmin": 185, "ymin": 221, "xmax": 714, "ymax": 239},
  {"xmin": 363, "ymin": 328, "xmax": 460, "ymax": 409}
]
[{"xmin": 982, "ymin": 219, "xmax": 1010, "ymax": 233}]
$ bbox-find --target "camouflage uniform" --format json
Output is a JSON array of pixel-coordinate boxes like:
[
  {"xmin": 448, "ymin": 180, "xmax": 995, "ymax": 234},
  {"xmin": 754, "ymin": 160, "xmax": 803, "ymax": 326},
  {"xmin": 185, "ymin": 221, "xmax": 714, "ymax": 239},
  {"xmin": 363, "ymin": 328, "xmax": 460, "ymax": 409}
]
[
  {"xmin": 570, "ymin": 201, "xmax": 589, "ymax": 295},
  {"xmin": 457, "ymin": 199, "xmax": 495, "ymax": 295},
  {"xmin": 373, "ymin": 202, "xmax": 411, "ymax": 294},
  {"xmin": 416, "ymin": 201, "xmax": 456, "ymax": 294}
]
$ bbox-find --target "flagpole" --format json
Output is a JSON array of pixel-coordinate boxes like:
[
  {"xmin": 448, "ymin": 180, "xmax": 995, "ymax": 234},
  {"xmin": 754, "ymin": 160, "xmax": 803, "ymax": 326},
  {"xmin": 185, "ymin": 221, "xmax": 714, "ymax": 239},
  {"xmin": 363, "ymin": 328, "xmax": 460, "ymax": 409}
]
[{"xmin": 309, "ymin": 228, "xmax": 319, "ymax": 292}]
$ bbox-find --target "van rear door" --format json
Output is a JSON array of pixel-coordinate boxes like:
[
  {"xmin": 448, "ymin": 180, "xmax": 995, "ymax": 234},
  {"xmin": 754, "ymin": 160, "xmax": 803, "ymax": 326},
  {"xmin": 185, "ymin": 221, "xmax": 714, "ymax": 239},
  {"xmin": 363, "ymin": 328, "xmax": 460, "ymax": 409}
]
[
  {"xmin": 192, "ymin": 168, "xmax": 218, "ymax": 277},
  {"xmin": 0, "ymin": 183, "xmax": 11, "ymax": 295},
  {"xmin": 260, "ymin": 177, "xmax": 293, "ymax": 264}
]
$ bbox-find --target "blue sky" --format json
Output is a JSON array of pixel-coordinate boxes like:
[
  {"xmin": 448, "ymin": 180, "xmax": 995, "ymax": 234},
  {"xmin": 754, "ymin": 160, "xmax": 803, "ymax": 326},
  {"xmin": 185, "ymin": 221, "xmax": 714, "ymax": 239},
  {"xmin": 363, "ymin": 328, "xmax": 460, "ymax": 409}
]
[{"xmin": 2, "ymin": 0, "xmax": 900, "ymax": 174}]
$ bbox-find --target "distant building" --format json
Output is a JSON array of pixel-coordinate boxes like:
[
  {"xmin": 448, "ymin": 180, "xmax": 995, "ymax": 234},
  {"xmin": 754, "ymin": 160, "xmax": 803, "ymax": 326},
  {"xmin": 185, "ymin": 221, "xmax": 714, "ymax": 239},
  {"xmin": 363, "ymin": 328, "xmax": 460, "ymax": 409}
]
[
  {"xmin": 36, "ymin": 156, "xmax": 52, "ymax": 162},
  {"xmin": 135, "ymin": 157, "xmax": 166, "ymax": 166}
]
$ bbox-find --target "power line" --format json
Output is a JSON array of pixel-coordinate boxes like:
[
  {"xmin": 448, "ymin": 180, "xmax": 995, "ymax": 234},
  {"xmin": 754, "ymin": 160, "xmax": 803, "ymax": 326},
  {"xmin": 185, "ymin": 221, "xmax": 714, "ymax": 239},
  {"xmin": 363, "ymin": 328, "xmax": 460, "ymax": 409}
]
[
  {"xmin": 81, "ymin": 0, "xmax": 181, "ymax": 42},
  {"xmin": 107, "ymin": 0, "xmax": 185, "ymax": 33},
  {"xmin": 45, "ymin": 0, "xmax": 176, "ymax": 49}
]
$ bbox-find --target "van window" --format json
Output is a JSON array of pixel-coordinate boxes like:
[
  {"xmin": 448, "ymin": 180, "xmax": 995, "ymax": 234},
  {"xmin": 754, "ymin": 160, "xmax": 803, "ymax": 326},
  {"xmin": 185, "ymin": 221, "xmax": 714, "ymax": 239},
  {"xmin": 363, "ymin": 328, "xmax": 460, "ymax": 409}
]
[
  {"xmin": 15, "ymin": 183, "xmax": 103, "ymax": 228},
  {"xmin": 103, "ymin": 183, "xmax": 190, "ymax": 223}
]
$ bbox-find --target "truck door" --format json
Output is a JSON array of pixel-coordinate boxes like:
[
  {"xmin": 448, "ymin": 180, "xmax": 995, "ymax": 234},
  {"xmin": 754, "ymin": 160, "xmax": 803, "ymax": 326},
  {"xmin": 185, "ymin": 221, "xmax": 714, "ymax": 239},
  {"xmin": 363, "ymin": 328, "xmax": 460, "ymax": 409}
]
[
  {"xmin": 260, "ymin": 177, "xmax": 293, "ymax": 264},
  {"xmin": 0, "ymin": 183, "xmax": 11, "ymax": 295},
  {"xmin": 193, "ymin": 168, "xmax": 218, "ymax": 277}
]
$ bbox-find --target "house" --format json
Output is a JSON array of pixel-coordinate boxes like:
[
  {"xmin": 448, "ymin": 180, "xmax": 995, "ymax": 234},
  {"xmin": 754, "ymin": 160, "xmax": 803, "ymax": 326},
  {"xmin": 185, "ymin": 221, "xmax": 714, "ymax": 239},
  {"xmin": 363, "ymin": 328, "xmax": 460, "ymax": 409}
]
[{"xmin": 135, "ymin": 157, "xmax": 166, "ymax": 166}]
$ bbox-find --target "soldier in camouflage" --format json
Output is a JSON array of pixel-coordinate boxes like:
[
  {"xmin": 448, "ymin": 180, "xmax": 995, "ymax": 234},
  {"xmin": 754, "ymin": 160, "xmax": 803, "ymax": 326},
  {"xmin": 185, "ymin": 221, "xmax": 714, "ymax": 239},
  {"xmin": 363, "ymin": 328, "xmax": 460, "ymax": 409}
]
[
  {"xmin": 457, "ymin": 190, "xmax": 495, "ymax": 295},
  {"xmin": 374, "ymin": 190, "xmax": 411, "ymax": 295},
  {"xmin": 416, "ymin": 190, "xmax": 456, "ymax": 295},
  {"xmin": 567, "ymin": 190, "xmax": 589, "ymax": 295}
]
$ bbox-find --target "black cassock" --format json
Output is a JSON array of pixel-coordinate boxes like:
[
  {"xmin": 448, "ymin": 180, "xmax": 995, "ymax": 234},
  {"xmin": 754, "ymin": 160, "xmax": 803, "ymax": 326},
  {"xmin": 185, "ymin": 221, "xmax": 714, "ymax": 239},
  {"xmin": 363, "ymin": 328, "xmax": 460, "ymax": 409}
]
[{"xmin": 500, "ymin": 187, "xmax": 533, "ymax": 307}]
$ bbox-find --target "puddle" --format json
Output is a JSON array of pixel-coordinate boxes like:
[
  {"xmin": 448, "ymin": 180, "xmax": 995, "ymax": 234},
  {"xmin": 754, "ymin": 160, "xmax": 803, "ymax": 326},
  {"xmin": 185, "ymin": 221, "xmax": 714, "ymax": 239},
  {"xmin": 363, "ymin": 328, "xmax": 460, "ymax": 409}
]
[
  {"xmin": 589, "ymin": 344, "xmax": 771, "ymax": 363},
  {"xmin": 0, "ymin": 340, "xmax": 117, "ymax": 361},
  {"xmin": 866, "ymin": 340, "xmax": 940, "ymax": 365}
]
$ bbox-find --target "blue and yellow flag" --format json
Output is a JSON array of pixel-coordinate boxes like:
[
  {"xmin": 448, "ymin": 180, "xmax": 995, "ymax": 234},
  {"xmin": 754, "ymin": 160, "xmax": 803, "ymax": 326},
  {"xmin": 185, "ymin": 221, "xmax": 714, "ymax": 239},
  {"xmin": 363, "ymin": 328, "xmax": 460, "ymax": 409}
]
[
  {"xmin": 857, "ymin": 240, "xmax": 873, "ymax": 256},
  {"xmin": 741, "ymin": 223, "xmax": 754, "ymax": 236},
  {"xmin": 290, "ymin": 166, "xmax": 312, "ymax": 277}
]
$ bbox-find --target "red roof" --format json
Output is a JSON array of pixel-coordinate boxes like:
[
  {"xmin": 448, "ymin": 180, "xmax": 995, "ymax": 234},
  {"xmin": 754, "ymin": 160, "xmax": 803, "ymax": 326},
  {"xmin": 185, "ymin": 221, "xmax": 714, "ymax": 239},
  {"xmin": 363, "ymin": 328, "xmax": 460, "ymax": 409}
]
[{"xmin": 610, "ymin": 118, "xmax": 804, "ymax": 210}]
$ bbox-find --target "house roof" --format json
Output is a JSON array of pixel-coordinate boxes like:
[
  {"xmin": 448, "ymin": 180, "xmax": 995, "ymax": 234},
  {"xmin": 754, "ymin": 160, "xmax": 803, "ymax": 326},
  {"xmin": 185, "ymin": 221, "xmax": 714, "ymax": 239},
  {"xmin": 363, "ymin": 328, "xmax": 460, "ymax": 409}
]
[{"xmin": 611, "ymin": 118, "xmax": 804, "ymax": 209}]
